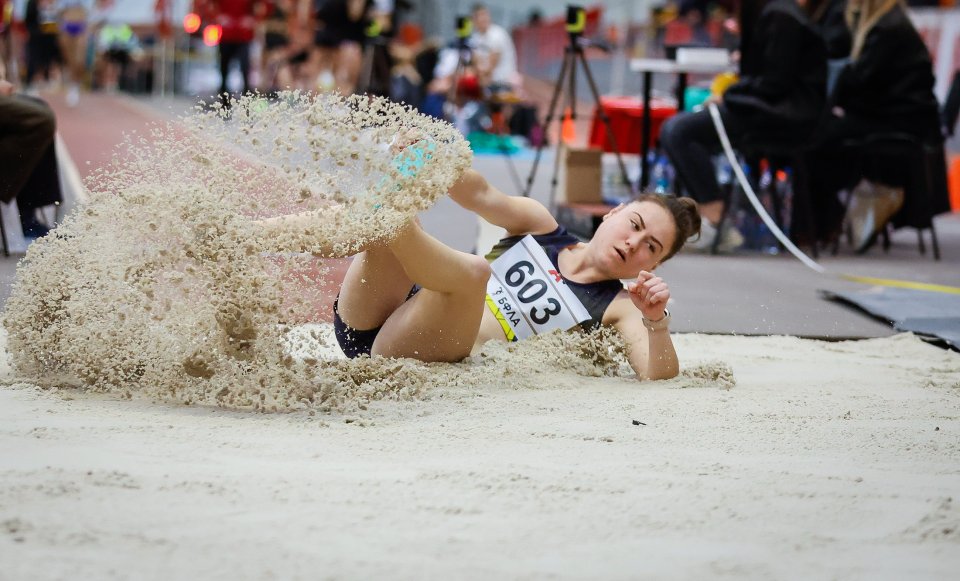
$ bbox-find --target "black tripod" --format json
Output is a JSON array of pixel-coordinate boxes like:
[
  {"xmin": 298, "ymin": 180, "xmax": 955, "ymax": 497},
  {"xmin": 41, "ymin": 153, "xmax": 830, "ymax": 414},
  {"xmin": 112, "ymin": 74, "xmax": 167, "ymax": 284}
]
[
  {"xmin": 523, "ymin": 20, "xmax": 633, "ymax": 205},
  {"xmin": 446, "ymin": 31, "xmax": 525, "ymax": 193}
]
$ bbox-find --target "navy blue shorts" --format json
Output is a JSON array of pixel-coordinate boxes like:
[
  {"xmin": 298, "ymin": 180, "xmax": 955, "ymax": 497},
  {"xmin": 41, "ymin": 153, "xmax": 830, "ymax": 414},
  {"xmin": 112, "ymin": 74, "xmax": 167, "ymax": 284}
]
[{"xmin": 333, "ymin": 286, "xmax": 420, "ymax": 358}]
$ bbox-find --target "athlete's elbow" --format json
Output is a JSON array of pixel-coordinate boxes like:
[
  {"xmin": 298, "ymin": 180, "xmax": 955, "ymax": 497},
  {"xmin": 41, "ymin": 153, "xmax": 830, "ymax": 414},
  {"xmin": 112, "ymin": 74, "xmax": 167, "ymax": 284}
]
[
  {"xmin": 450, "ymin": 169, "xmax": 487, "ymax": 203},
  {"xmin": 634, "ymin": 360, "xmax": 680, "ymax": 381},
  {"xmin": 646, "ymin": 366, "xmax": 680, "ymax": 381}
]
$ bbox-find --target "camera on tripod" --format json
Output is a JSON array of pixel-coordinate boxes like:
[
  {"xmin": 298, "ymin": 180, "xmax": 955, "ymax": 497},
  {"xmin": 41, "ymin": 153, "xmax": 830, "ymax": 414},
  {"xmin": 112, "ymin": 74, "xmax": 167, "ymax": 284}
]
[
  {"xmin": 456, "ymin": 15, "xmax": 472, "ymax": 43},
  {"xmin": 523, "ymin": 4, "xmax": 633, "ymax": 200},
  {"xmin": 566, "ymin": 5, "xmax": 586, "ymax": 36}
]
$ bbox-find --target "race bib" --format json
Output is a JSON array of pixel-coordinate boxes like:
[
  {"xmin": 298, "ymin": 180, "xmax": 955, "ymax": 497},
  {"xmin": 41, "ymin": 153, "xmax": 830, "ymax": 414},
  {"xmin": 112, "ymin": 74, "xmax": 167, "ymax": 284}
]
[{"xmin": 485, "ymin": 236, "xmax": 591, "ymax": 341}]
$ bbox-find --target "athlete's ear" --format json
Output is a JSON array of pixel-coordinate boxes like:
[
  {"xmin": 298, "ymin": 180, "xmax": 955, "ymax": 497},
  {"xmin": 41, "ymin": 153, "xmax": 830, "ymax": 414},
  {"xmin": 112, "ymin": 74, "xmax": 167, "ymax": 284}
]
[{"xmin": 602, "ymin": 203, "xmax": 625, "ymax": 221}]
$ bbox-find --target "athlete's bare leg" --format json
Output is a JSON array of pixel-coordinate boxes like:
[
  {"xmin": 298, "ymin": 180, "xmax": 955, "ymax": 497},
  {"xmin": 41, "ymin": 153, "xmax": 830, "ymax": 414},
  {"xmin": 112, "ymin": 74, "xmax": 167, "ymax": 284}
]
[
  {"xmin": 338, "ymin": 221, "xmax": 490, "ymax": 362},
  {"xmin": 336, "ymin": 244, "xmax": 414, "ymax": 330}
]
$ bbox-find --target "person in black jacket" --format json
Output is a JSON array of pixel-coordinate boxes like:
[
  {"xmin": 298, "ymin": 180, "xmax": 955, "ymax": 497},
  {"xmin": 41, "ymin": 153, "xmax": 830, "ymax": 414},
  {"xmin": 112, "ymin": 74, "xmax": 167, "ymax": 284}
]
[
  {"xmin": 0, "ymin": 75, "xmax": 63, "ymax": 240},
  {"xmin": 810, "ymin": 0, "xmax": 852, "ymax": 98},
  {"xmin": 659, "ymin": 0, "xmax": 827, "ymax": 250},
  {"xmin": 806, "ymin": 0, "xmax": 944, "ymax": 251},
  {"xmin": 812, "ymin": 0, "xmax": 852, "ymax": 60}
]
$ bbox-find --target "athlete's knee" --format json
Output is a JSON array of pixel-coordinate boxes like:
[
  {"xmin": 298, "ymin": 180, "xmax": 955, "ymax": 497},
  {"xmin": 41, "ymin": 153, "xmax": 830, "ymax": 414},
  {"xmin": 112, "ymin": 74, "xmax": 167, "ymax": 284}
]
[{"xmin": 462, "ymin": 254, "xmax": 491, "ymax": 290}]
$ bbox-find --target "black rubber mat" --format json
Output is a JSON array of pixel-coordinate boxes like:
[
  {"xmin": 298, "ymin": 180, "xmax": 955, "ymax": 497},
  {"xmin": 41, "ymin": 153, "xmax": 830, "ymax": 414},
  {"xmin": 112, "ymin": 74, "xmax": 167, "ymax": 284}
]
[{"xmin": 821, "ymin": 287, "xmax": 960, "ymax": 349}]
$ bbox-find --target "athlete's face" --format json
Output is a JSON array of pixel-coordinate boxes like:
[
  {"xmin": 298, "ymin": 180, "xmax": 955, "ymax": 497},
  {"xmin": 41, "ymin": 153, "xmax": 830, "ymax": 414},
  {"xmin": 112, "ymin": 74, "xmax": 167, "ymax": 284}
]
[{"xmin": 591, "ymin": 201, "xmax": 676, "ymax": 278}]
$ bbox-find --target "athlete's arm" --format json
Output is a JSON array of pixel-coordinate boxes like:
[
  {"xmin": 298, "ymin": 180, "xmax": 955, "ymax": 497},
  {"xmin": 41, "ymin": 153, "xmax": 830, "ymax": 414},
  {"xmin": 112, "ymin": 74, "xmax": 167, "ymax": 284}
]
[
  {"xmin": 449, "ymin": 169, "xmax": 557, "ymax": 236},
  {"xmin": 604, "ymin": 291, "xmax": 679, "ymax": 381}
]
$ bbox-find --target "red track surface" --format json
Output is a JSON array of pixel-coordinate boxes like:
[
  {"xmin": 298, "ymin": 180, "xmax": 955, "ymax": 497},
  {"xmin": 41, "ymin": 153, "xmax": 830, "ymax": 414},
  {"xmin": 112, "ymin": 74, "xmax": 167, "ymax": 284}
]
[
  {"xmin": 45, "ymin": 91, "xmax": 165, "ymax": 181},
  {"xmin": 46, "ymin": 91, "xmax": 350, "ymax": 324}
]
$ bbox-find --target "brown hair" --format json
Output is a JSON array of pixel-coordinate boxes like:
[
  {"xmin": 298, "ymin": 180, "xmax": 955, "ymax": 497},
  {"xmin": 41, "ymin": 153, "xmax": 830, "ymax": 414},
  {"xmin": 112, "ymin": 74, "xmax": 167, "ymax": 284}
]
[{"xmin": 632, "ymin": 193, "xmax": 701, "ymax": 261}]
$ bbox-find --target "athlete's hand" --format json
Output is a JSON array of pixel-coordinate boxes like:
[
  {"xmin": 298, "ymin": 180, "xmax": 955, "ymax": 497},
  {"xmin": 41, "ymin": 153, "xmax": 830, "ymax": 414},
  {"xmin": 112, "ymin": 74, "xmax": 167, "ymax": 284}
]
[
  {"xmin": 626, "ymin": 270, "xmax": 670, "ymax": 321},
  {"xmin": 0, "ymin": 80, "xmax": 14, "ymax": 97}
]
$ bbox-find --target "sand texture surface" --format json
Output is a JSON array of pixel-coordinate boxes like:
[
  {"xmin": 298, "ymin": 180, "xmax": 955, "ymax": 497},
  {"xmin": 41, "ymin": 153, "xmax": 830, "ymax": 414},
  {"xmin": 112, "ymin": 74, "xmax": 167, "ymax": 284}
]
[{"xmin": 2, "ymin": 330, "xmax": 959, "ymax": 580}]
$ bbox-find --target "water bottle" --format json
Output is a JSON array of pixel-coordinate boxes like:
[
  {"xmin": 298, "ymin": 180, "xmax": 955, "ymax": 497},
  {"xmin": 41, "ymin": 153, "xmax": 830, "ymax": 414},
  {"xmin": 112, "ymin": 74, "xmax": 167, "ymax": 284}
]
[
  {"xmin": 759, "ymin": 164, "xmax": 772, "ymax": 193},
  {"xmin": 758, "ymin": 222, "xmax": 779, "ymax": 255},
  {"xmin": 652, "ymin": 153, "xmax": 671, "ymax": 194},
  {"xmin": 716, "ymin": 157, "xmax": 733, "ymax": 186},
  {"xmin": 663, "ymin": 156, "xmax": 676, "ymax": 193},
  {"xmin": 642, "ymin": 149, "xmax": 657, "ymax": 188},
  {"xmin": 778, "ymin": 168, "xmax": 793, "ymax": 239},
  {"xmin": 757, "ymin": 168, "xmax": 793, "ymax": 254},
  {"xmin": 602, "ymin": 169, "xmax": 628, "ymax": 205}
]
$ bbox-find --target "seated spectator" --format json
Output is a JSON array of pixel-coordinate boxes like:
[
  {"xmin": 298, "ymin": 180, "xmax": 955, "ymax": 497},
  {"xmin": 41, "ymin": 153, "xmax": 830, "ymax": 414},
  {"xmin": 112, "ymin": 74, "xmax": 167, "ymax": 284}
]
[
  {"xmin": 0, "ymin": 70, "xmax": 63, "ymax": 241},
  {"xmin": 810, "ymin": 0, "xmax": 852, "ymax": 95},
  {"xmin": 805, "ymin": 0, "xmax": 944, "ymax": 252},
  {"xmin": 469, "ymin": 3, "xmax": 519, "ymax": 96},
  {"xmin": 659, "ymin": 0, "xmax": 827, "ymax": 251},
  {"xmin": 811, "ymin": 0, "xmax": 852, "ymax": 60}
]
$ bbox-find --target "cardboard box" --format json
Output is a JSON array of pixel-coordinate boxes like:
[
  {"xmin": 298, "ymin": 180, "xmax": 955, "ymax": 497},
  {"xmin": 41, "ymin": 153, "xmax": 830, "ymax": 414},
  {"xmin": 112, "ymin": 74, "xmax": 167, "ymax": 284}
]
[{"xmin": 564, "ymin": 147, "xmax": 602, "ymax": 204}]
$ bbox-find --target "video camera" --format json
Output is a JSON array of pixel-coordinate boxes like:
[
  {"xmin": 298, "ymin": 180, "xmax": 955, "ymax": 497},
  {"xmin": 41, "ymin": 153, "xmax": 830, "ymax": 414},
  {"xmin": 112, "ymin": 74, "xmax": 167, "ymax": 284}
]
[
  {"xmin": 566, "ymin": 5, "xmax": 585, "ymax": 36},
  {"xmin": 454, "ymin": 15, "xmax": 473, "ymax": 52},
  {"xmin": 456, "ymin": 16, "xmax": 472, "ymax": 40}
]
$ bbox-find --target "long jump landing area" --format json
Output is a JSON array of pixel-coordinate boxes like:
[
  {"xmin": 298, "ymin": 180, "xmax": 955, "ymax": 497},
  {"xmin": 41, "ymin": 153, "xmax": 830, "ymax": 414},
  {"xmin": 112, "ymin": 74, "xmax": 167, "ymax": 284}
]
[{"xmin": 1, "ymin": 91, "xmax": 958, "ymax": 343}]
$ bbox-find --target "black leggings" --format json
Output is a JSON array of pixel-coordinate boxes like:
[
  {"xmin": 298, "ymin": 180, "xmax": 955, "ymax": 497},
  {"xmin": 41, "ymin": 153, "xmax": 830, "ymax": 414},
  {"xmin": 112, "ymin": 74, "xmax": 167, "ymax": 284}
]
[
  {"xmin": 659, "ymin": 104, "xmax": 747, "ymax": 204},
  {"xmin": 332, "ymin": 286, "xmax": 421, "ymax": 358},
  {"xmin": 219, "ymin": 41, "xmax": 251, "ymax": 95}
]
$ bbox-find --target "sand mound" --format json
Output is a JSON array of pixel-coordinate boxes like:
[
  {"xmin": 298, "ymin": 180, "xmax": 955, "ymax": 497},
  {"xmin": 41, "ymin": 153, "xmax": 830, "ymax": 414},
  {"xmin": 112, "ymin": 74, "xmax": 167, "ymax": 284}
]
[
  {"xmin": 2, "ymin": 92, "xmax": 731, "ymax": 412},
  {"xmin": 1, "ymin": 92, "xmax": 473, "ymax": 411}
]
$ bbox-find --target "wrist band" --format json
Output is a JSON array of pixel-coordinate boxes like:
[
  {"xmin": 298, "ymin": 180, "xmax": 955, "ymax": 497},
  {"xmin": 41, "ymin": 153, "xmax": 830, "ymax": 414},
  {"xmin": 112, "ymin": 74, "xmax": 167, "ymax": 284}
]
[{"xmin": 642, "ymin": 309, "xmax": 671, "ymax": 332}]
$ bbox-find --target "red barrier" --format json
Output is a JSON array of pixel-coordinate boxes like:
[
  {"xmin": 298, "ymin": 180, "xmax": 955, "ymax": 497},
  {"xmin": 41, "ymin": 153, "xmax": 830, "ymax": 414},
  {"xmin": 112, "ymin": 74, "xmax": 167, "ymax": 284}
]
[
  {"xmin": 588, "ymin": 96, "xmax": 677, "ymax": 154},
  {"xmin": 949, "ymin": 154, "xmax": 960, "ymax": 212},
  {"xmin": 662, "ymin": 20, "xmax": 723, "ymax": 47}
]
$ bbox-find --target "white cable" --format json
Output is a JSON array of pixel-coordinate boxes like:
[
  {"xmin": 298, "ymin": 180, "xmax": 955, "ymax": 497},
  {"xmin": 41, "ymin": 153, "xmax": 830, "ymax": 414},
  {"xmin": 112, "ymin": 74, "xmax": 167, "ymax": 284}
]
[{"xmin": 707, "ymin": 102, "xmax": 826, "ymax": 273}]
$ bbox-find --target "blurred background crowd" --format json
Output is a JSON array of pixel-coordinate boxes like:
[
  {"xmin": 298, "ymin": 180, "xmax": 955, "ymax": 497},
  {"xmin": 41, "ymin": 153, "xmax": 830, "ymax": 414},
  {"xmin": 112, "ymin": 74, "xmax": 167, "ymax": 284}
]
[{"xmin": 1, "ymin": 0, "xmax": 959, "ymax": 254}]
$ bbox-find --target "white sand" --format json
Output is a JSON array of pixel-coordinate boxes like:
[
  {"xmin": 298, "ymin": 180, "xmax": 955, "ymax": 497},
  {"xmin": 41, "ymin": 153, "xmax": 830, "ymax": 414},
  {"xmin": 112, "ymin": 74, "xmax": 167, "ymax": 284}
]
[{"xmin": 2, "ymin": 330, "xmax": 959, "ymax": 580}]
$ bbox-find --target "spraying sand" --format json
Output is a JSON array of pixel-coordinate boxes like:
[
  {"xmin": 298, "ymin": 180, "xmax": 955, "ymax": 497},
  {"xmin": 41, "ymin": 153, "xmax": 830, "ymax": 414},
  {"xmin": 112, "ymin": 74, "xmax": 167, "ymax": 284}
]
[{"xmin": 2, "ymin": 92, "xmax": 477, "ymax": 411}]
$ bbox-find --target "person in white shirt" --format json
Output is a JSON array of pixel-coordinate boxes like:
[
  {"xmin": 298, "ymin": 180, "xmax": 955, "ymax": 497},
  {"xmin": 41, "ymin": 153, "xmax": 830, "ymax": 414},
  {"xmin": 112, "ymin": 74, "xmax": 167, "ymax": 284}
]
[{"xmin": 469, "ymin": 3, "xmax": 518, "ymax": 94}]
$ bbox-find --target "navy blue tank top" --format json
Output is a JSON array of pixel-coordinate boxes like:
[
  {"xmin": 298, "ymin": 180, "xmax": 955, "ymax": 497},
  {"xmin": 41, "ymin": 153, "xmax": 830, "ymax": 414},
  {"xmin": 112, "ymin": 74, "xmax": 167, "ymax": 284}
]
[{"xmin": 485, "ymin": 226, "xmax": 623, "ymax": 330}]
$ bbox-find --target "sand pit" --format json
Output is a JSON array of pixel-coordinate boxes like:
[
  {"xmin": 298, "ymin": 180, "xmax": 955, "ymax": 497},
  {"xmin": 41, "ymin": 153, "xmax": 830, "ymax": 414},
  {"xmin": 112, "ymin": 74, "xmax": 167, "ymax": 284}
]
[
  {"xmin": 1, "ymin": 327, "xmax": 959, "ymax": 579},
  {"xmin": 2, "ymin": 91, "xmax": 959, "ymax": 578}
]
